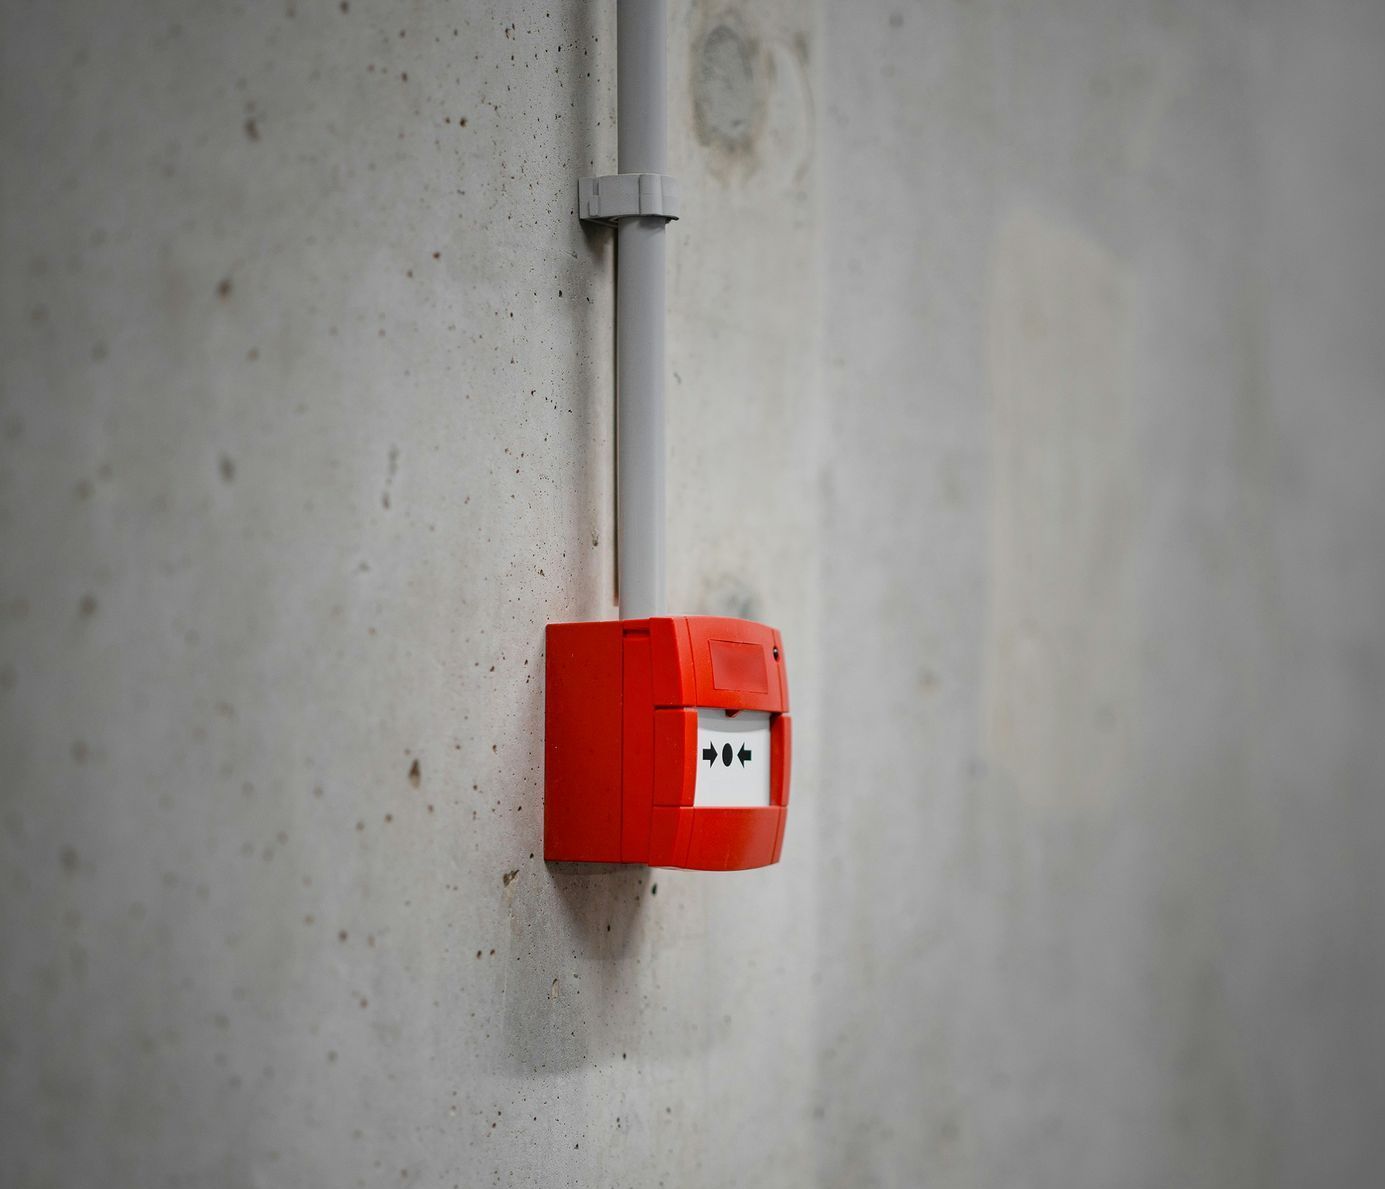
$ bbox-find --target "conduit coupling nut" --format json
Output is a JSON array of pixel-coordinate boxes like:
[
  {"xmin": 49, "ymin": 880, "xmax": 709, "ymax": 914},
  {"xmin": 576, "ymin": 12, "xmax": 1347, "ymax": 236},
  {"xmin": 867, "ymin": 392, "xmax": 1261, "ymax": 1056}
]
[{"xmin": 578, "ymin": 173, "xmax": 680, "ymax": 227}]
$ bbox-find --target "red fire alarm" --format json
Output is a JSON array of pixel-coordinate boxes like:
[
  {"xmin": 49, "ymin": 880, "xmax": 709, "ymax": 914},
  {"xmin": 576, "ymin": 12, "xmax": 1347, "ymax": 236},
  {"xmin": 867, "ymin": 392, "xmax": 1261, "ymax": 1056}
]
[{"xmin": 545, "ymin": 616, "xmax": 791, "ymax": 870}]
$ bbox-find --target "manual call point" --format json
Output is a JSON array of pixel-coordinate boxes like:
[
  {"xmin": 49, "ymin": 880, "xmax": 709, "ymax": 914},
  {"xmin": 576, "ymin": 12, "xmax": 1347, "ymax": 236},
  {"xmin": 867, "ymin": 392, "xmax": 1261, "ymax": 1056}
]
[{"xmin": 545, "ymin": 616, "xmax": 791, "ymax": 870}]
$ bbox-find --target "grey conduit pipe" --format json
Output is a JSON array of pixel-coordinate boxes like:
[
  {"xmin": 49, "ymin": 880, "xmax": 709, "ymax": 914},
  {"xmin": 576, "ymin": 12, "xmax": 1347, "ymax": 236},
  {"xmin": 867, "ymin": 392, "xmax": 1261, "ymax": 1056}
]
[{"xmin": 615, "ymin": 0, "xmax": 668, "ymax": 619}]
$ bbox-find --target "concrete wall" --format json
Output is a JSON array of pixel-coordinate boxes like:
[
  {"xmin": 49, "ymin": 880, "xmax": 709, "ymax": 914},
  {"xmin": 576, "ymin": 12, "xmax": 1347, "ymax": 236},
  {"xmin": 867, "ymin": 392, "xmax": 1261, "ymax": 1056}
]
[
  {"xmin": 819, "ymin": 3, "xmax": 1385, "ymax": 1186},
  {"xmin": 2, "ymin": 1, "xmax": 1382, "ymax": 1186}
]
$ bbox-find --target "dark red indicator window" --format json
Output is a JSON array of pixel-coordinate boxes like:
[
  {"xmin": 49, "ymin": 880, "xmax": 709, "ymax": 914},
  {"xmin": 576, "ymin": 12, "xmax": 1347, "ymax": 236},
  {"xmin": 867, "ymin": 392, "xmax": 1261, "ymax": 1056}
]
[{"xmin": 709, "ymin": 639, "xmax": 769, "ymax": 693}]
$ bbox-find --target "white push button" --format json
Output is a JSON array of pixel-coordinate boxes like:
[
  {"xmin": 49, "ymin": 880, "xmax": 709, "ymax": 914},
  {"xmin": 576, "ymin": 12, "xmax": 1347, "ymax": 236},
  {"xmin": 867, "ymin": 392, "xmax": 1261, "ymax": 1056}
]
[{"xmin": 694, "ymin": 709, "xmax": 772, "ymax": 808}]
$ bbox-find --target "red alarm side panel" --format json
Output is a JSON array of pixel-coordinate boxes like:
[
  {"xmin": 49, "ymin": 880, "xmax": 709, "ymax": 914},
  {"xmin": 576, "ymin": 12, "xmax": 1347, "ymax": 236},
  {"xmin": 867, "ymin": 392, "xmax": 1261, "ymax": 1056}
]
[
  {"xmin": 620, "ymin": 627, "xmax": 654, "ymax": 863},
  {"xmin": 544, "ymin": 621, "xmax": 622, "ymax": 861},
  {"xmin": 771, "ymin": 713, "xmax": 792, "ymax": 862}
]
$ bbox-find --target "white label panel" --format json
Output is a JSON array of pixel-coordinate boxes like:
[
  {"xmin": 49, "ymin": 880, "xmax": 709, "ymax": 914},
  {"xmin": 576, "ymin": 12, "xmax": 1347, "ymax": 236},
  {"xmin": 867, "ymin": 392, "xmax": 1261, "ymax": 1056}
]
[{"xmin": 694, "ymin": 709, "xmax": 772, "ymax": 808}]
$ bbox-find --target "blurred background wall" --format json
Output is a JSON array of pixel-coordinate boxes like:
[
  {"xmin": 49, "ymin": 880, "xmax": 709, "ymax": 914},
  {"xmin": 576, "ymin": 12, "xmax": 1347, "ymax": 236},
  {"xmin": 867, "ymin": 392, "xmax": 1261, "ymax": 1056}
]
[{"xmin": 2, "ymin": 1, "xmax": 1382, "ymax": 1186}]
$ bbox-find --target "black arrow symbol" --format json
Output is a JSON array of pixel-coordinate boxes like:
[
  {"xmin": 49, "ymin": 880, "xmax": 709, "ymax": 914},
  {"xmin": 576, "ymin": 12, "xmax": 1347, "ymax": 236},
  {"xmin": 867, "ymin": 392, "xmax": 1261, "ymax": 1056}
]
[
  {"xmin": 702, "ymin": 744, "xmax": 717, "ymax": 767},
  {"xmin": 737, "ymin": 744, "xmax": 752, "ymax": 767}
]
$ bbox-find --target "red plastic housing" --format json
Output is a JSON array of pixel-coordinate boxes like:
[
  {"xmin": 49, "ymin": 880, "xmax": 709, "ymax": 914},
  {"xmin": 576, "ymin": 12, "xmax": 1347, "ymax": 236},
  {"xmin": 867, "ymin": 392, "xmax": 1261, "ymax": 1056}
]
[{"xmin": 545, "ymin": 616, "xmax": 791, "ymax": 870}]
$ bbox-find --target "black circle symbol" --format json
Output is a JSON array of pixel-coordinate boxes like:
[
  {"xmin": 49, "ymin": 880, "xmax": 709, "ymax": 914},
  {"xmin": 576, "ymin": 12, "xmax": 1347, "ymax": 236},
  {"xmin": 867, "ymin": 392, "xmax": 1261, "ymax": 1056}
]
[{"xmin": 722, "ymin": 743, "xmax": 733, "ymax": 767}]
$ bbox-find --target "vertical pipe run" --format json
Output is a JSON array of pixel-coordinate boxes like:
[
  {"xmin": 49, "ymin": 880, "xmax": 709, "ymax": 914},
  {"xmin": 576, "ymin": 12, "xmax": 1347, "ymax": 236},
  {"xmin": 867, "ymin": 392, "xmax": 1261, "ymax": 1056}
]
[
  {"xmin": 615, "ymin": 222, "xmax": 665, "ymax": 619},
  {"xmin": 616, "ymin": 0, "xmax": 667, "ymax": 619},
  {"xmin": 617, "ymin": 0, "xmax": 667, "ymax": 174}
]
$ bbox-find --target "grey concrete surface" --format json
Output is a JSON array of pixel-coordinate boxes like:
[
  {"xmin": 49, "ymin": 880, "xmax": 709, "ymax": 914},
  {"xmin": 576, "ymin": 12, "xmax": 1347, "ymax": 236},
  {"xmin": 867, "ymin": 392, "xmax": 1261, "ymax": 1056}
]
[
  {"xmin": 818, "ymin": 3, "xmax": 1385, "ymax": 1187},
  {"xmin": 2, "ymin": 1, "xmax": 1383, "ymax": 1187}
]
